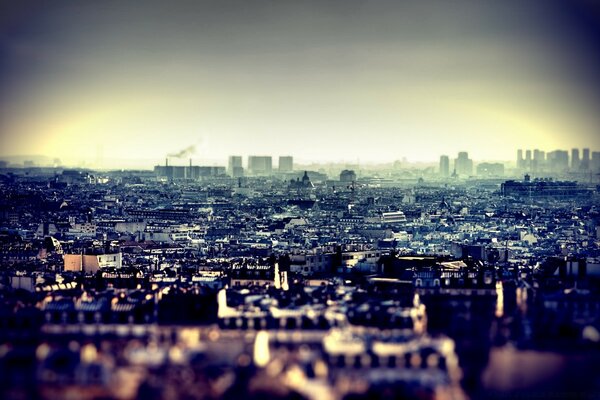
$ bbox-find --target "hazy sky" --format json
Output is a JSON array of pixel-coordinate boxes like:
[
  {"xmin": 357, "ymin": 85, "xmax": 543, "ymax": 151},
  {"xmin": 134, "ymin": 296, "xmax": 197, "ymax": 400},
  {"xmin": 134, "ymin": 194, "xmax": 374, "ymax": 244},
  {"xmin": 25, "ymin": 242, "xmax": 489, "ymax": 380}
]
[{"xmin": 1, "ymin": 0, "xmax": 600, "ymax": 167}]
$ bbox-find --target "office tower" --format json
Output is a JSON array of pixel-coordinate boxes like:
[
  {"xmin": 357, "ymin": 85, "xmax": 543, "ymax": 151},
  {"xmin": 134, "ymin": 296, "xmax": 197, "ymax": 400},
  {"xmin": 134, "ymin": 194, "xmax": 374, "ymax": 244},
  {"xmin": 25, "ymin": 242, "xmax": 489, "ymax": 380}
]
[
  {"xmin": 592, "ymin": 152, "xmax": 600, "ymax": 172},
  {"xmin": 525, "ymin": 150, "xmax": 532, "ymax": 171},
  {"xmin": 278, "ymin": 156, "xmax": 294, "ymax": 172},
  {"xmin": 547, "ymin": 150, "xmax": 569, "ymax": 172},
  {"xmin": 517, "ymin": 149, "xmax": 523, "ymax": 170},
  {"xmin": 571, "ymin": 148, "xmax": 580, "ymax": 170},
  {"xmin": 248, "ymin": 156, "xmax": 273, "ymax": 175},
  {"xmin": 454, "ymin": 152, "xmax": 473, "ymax": 176},
  {"xmin": 533, "ymin": 149, "xmax": 545, "ymax": 172},
  {"xmin": 439, "ymin": 155, "xmax": 450, "ymax": 178},
  {"xmin": 228, "ymin": 156, "xmax": 243, "ymax": 176},
  {"xmin": 581, "ymin": 148, "xmax": 590, "ymax": 171}
]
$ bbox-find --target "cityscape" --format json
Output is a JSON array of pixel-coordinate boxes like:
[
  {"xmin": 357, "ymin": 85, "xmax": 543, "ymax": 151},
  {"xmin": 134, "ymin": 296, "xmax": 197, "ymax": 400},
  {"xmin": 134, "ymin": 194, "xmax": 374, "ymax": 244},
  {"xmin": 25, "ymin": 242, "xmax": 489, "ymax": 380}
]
[
  {"xmin": 1, "ymin": 149, "xmax": 600, "ymax": 399},
  {"xmin": 2, "ymin": 1, "xmax": 600, "ymax": 400}
]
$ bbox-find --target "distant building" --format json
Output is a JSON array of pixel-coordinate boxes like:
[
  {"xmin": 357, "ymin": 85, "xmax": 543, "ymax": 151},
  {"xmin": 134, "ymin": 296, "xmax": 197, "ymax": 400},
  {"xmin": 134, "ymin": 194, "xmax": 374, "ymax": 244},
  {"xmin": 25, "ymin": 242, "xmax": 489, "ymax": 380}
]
[
  {"xmin": 581, "ymin": 148, "xmax": 590, "ymax": 171},
  {"xmin": 439, "ymin": 155, "xmax": 450, "ymax": 178},
  {"xmin": 547, "ymin": 150, "xmax": 569, "ymax": 172},
  {"xmin": 289, "ymin": 171, "xmax": 314, "ymax": 190},
  {"xmin": 571, "ymin": 148, "xmax": 580, "ymax": 170},
  {"xmin": 382, "ymin": 211, "xmax": 407, "ymax": 224},
  {"xmin": 63, "ymin": 253, "xmax": 122, "ymax": 273},
  {"xmin": 154, "ymin": 162, "xmax": 225, "ymax": 180},
  {"xmin": 592, "ymin": 151, "xmax": 600, "ymax": 172},
  {"xmin": 231, "ymin": 166, "xmax": 244, "ymax": 178},
  {"xmin": 454, "ymin": 152, "xmax": 473, "ymax": 176},
  {"xmin": 476, "ymin": 162, "xmax": 504, "ymax": 177},
  {"xmin": 517, "ymin": 149, "xmax": 523, "ymax": 170},
  {"xmin": 247, "ymin": 156, "xmax": 272, "ymax": 175},
  {"xmin": 228, "ymin": 156, "xmax": 242, "ymax": 176},
  {"xmin": 533, "ymin": 149, "xmax": 545, "ymax": 172},
  {"xmin": 278, "ymin": 156, "xmax": 293, "ymax": 172},
  {"xmin": 340, "ymin": 169, "xmax": 356, "ymax": 183},
  {"xmin": 501, "ymin": 175, "xmax": 592, "ymax": 198}
]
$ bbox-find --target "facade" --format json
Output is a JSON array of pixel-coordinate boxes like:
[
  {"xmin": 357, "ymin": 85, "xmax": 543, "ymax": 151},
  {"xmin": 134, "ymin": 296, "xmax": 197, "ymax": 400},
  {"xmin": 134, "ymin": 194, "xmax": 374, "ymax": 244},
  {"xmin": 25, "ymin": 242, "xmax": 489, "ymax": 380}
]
[
  {"xmin": 63, "ymin": 253, "xmax": 122, "ymax": 273},
  {"xmin": 382, "ymin": 211, "xmax": 407, "ymax": 224}
]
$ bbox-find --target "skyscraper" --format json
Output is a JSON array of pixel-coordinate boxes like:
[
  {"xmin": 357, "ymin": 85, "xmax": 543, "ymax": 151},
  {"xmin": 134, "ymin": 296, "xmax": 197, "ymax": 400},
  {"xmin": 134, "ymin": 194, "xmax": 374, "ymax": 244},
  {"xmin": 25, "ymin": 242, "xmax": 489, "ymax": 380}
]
[
  {"xmin": 278, "ymin": 156, "xmax": 294, "ymax": 172},
  {"xmin": 228, "ymin": 156, "xmax": 242, "ymax": 172},
  {"xmin": 533, "ymin": 149, "xmax": 545, "ymax": 172},
  {"xmin": 517, "ymin": 149, "xmax": 523, "ymax": 170},
  {"xmin": 525, "ymin": 150, "xmax": 532, "ymax": 171},
  {"xmin": 248, "ymin": 156, "xmax": 273, "ymax": 175},
  {"xmin": 571, "ymin": 148, "xmax": 580, "ymax": 170},
  {"xmin": 592, "ymin": 152, "xmax": 600, "ymax": 172},
  {"xmin": 547, "ymin": 150, "xmax": 569, "ymax": 172},
  {"xmin": 581, "ymin": 148, "xmax": 590, "ymax": 171},
  {"xmin": 228, "ymin": 156, "xmax": 243, "ymax": 177},
  {"xmin": 439, "ymin": 155, "xmax": 450, "ymax": 178},
  {"xmin": 454, "ymin": 152, "xmax": 473, "ymax": 176}
]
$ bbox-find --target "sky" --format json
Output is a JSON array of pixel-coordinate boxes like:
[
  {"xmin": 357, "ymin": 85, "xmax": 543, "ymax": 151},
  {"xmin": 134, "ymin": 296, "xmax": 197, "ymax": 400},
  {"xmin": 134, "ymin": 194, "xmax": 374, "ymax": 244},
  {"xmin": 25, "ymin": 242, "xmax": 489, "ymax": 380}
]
[{"xmin": 1, "ymin": 0, "xmax": 600, "ymax": 168}]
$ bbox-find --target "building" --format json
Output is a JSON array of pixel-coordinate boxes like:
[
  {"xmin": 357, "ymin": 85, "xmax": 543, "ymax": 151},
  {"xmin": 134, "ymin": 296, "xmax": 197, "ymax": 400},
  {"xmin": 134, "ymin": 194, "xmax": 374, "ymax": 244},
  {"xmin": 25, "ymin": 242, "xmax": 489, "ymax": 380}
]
[
  {"xmin": 247, "ymin": 156, "xmax": 272, "ymax": 175},
  {"xmin": 228, "ymin": 156, "xmax": 243, "ymax": 176},
  {"xmin": 581, "ymin": 148, "xmax": 590, "ymax": 171},
  {"xmin": 439, "ymin": 155, "xmax": 450, "ymax": 178},
  {"xmin": 154, "ymin": 163, "xmax": 226, "ymax": 180},
  {"xmin": 289, "ymin": 171, "xmax": 314, "ymax": 191},
  {"xmin": 278, "ymin": 156, "xmax": 293, "ymax": 172},
  {"xmin": 63, "ymin": 253, "xmax": 122, "ymax": 273},
  {"xmin": 340, "ymin": 169, "xmax": 356, "ymax": 183},
  {"xmin": 382, "ymin": 211, "xmax": 407, "ymax": 224},
  {"xmin": 571, "ymin": 148, "xmax": 580, "ymax": 170},
  {"xmin": 454, "ymin": 152, "xmax": 473, "ymax": 176},
  {"xmin": 547, "ymin": 150, "xmax": 569, "ymax": 172},
  {"xmin": 476, "ymin": 162, "xmax": 504, "ymax": 177},
  {"xmin": 501, "ymin": 175, "xmax": 592, "ymax": 198},
  {"xmin": 533, "ymin": 149, "xmax": 545, "ymax": 172},
  {"xmin": 517, "ymin": 149, "xmax": 523, "ymax": 170},
  {"xmin": 592, "ymin": 151, "xmax": 600, "ymax": 172}
]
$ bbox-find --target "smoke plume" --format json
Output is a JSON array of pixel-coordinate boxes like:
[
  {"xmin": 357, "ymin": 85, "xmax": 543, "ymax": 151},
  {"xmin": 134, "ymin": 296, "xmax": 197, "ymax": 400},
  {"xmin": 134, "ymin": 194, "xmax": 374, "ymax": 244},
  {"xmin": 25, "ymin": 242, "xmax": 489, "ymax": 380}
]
[{"xmin": 168, "ymin": 145, "xmax": 196, "ymax": 158}]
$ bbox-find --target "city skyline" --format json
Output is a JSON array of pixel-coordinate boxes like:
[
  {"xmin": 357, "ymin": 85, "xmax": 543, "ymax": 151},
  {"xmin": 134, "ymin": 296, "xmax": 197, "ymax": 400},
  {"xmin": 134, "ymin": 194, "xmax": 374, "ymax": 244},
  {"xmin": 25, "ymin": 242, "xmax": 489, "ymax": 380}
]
[
  {"xmin": 1, "ymin": 1, "xmax": 600, "ymax": 167},
  {"xmin": 2, "ymin": 145, "xmax": 600, "ymax": 170}
]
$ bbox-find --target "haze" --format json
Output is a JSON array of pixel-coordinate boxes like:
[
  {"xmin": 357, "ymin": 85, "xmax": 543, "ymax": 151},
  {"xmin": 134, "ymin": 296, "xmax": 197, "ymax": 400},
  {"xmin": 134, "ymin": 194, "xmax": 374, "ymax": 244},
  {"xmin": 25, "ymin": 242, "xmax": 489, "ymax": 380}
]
[{"xmin": 1, "ymin": 0, "xmax": 600, "ymax": 168}]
